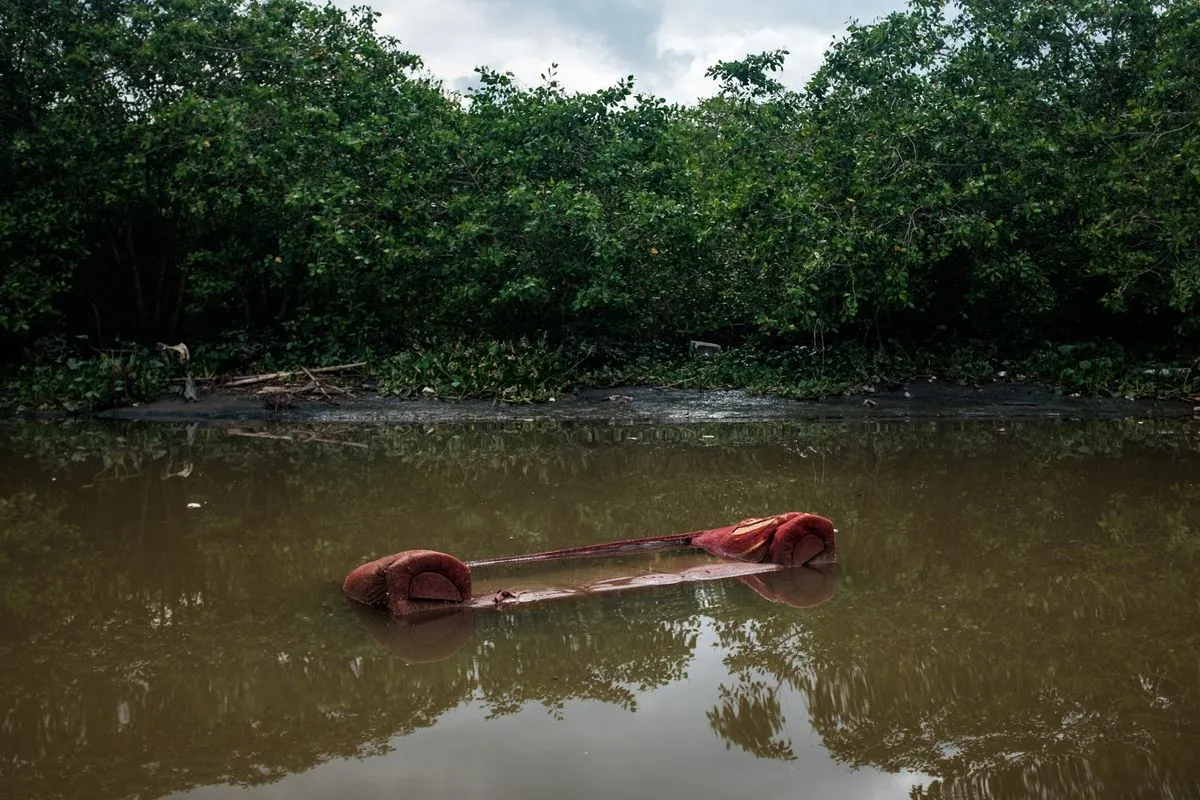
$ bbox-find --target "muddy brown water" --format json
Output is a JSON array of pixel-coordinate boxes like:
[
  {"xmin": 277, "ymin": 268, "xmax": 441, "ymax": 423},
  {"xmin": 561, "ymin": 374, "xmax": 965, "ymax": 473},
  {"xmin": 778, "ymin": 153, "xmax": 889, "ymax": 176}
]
[{"xmin": 1, "ymin": 418, "xmax": 1199, "ymax": 800}]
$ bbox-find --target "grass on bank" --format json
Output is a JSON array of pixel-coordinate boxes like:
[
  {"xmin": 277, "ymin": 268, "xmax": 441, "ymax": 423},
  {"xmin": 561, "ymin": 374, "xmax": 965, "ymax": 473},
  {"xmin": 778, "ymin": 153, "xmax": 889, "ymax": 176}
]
[{"xmin": 1, "ymin": 336, "xmax": 1197, "ymax": 415}]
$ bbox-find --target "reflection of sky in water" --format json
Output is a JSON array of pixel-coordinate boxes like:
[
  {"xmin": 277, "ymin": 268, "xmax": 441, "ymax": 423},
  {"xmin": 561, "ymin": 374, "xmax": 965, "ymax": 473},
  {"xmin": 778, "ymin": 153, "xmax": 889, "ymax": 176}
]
[{"xmin": 173, "ymin": 619, "xmax": 932, "ymax": 800}]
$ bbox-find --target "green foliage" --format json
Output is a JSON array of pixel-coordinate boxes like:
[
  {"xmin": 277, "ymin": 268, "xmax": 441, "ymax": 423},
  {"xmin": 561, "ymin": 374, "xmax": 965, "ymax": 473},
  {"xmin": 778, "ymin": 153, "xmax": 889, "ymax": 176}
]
[
  {"xmin": 582, "ymin": 344, "xmax": 853, "ymax": 398},
  {"xmin": 1019, "ymin": 341, "xmax": 1199, "ymax": 397},
  {"xmin": 704, "ymin": 49, "xmax": 790, "ymax": 99},
  {"xmin": 1, "ymin": 0, "xmax": 444, "ymax": 353},
  {"xmin": 584, "ymin": 340, "xmax": 1199, "ymax": 401},
  {"xmin": 2, "ymin": 341, "xmax": 178, "ymax": 412},
  {"xmin": 2, "ymin": 0, "xmax": 1198, "ymax": 405},
  {"xmin": 378, "ymin": 338, "xmax": 589, "ymax": 402},
  {"xmin": 778, "ymin": 0, "xmax": 1200, "ymax": 340}
]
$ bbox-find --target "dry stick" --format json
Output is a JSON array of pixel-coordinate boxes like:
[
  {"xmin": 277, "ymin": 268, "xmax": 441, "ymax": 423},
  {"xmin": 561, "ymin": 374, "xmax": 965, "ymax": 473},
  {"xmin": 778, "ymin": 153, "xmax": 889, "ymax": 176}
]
[
  {"xmin": 295, "ymin": 380, "xmax": 354, "ymax": 398},
  {"xmin": 223, "ymin": 362, "xmax": 367, "ymax": 388},
  {"xmin": 280, "ymin": 380, "xmax": 319, "ymax": 395},
  {"xmin": 300, "ymin": 366, "xmax": 335, "ymax": 403},
  {"xmin": 256, "ymin": 385, "xmax": 305, "ymax": 396}
]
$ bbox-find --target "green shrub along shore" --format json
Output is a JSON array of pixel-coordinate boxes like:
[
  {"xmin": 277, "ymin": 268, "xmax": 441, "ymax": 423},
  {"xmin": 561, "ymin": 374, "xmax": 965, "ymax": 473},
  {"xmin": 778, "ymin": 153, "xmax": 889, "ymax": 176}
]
[{"xmin": 2, "ymin": 0, "xmax": 1198, "ymax": 412}]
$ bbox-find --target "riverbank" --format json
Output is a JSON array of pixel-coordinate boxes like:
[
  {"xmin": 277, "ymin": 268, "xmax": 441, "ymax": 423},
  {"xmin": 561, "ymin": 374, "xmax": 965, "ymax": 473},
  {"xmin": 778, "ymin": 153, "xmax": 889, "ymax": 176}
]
[
  {"xmin": 3, "ymin": 339, "xmax": 1198, "ymax": 424},
  {"xmin": 92, "ymin": 380, "xmax": 1197, "ymax": 425}
]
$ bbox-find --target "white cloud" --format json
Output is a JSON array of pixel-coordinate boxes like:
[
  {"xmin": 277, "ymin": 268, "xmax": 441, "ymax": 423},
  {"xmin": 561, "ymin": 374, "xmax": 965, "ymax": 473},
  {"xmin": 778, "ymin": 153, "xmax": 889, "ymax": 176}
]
[
  {"xmin": 341, "ymin": 0, "xmax": 900, "ymax": 104},
  {"xmin": 649, "ymin": 21, "xmax": 836, "ymax": 102},
  {"xmin": 366, "ymin": 0, "xmax": 634, "ymax": 96}
]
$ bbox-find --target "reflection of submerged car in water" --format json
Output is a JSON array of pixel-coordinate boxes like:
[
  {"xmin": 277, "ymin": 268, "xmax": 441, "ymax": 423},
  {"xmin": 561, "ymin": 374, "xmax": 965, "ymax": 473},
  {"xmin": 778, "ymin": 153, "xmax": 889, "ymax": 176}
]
[
  {"xmin": 351, "ymin": 563, "xmax": 838, "ymax": 665},
  {"xmin": 344, "ymin": 512, "xmax": 837, "ymax": 663}
]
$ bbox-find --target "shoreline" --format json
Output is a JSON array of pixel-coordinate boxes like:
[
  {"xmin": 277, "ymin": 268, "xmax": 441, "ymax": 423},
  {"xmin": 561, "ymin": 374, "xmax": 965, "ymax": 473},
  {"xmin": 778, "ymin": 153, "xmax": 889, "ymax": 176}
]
[{"xmin": 87, "ymin": 381, "xmax": 1198, "ymax": 425}]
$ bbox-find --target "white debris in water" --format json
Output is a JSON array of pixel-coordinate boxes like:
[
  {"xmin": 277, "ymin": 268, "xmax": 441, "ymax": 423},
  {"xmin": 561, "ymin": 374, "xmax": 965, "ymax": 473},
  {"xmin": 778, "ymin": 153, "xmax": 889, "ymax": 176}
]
[{"xmin": 186, "ymin": 502, "xmax": 201, "ymax": 509}]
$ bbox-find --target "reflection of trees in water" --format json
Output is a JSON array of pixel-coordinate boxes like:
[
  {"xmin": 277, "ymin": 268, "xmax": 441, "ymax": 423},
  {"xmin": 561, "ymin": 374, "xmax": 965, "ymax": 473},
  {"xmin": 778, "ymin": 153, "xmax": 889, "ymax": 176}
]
[
  {"xmin": 1, "ymin": 419, "xmax": 1200, "ymax": 798},
  {"xmin": 706, "ymin": 677, "xmax": 797, "ymax": 761},
  {"xmin": 710, "ymin": 590, "xmax": 1200, "ymax": 796},
  {"xmin": 710, "ymin": 454, "xmax": 1200, "ymax": 797},
  {"xmin": 0, "ymin": 543, "xmax": 701, "ymax": 799},
  {"xmin": 472, "ymin": 607, "xmax": 698, "ymax": 719}
]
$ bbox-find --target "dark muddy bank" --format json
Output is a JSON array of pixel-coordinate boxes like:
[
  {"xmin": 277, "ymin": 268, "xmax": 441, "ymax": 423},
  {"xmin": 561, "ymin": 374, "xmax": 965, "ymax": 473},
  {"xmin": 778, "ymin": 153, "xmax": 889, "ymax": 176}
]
[{"xmin": 96, "ymin": 381, "xmax": 1199, "ymax": 425}]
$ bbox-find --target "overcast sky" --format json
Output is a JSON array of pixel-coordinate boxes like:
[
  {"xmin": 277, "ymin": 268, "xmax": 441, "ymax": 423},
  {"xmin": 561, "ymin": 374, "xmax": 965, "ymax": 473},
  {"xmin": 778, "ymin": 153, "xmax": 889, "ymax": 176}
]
[{"xmin": 336, "ymin": 0, "xmax": 908, "ymax": 104}]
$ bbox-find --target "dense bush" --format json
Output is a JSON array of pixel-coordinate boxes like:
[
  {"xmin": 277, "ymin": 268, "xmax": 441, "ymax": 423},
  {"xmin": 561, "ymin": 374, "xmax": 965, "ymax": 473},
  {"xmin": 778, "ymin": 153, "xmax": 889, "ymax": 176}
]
[{"xmin": 2, "ymin": 0, "xmax": 1197, "ymax": 390}]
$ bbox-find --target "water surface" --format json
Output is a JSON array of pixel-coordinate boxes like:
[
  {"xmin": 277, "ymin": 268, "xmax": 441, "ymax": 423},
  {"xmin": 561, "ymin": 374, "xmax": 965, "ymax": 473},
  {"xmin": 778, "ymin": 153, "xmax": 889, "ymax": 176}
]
[{"xmin": 1, "ymin": 418, "xmax": 1199, "ymax": 799}]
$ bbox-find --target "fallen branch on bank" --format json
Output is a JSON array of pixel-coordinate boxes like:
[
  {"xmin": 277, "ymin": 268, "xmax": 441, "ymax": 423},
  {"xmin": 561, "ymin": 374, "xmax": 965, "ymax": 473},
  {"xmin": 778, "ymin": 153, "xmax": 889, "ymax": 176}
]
[
  {"xmin": 255, "ymin": 376, "xmax": 355, "ymax": 401},
  {"xmin": 223, "ymin": 361, "xmax": 366, "ymax": 388}
]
